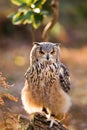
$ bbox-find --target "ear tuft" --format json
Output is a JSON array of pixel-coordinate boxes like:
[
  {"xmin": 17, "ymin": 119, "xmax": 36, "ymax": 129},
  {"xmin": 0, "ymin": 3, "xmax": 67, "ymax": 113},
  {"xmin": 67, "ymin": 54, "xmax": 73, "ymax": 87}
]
[
  {"xmin": 33, "ymin": 42, "xmax": 40, "ymax": 46},
  {"xmin": 55, "ymin": 43, "xmax": 61, "ymax": 46}
]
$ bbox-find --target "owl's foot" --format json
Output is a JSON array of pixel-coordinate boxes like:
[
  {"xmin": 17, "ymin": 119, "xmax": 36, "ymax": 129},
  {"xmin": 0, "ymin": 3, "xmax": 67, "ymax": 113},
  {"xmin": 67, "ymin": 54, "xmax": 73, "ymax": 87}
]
[{"xmin": 46, "ymin": 116, "xmax": 59, "ymax": 128}]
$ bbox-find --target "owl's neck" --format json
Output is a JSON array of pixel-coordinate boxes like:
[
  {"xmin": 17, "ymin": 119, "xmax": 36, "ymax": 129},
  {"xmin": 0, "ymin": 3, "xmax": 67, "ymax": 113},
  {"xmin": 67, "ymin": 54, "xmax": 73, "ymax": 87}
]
[{"xmin": 30, "ymin": 59, "xmax": 60, "ymax": 67}]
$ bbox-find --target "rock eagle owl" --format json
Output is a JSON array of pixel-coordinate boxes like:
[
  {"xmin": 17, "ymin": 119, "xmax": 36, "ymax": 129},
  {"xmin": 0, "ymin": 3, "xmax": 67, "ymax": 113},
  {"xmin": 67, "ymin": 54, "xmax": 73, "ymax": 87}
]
[{"xmin": 21, "ymin": 42, "xmax": 71, "ymax": 127}]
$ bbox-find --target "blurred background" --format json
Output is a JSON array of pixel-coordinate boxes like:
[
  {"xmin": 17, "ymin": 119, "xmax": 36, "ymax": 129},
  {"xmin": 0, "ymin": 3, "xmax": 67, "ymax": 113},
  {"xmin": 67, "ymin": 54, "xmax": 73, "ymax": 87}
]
[{"xmin": 0, "ymin": 0, "xmax": 87, "ymax": 130}]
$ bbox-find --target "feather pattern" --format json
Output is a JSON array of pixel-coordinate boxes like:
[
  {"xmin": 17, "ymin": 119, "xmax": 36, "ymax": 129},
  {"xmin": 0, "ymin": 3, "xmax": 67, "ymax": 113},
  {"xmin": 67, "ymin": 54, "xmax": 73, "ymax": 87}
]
[{"xmin": 59, "ymin": 63, "xmax": 70, "ymax": 92}]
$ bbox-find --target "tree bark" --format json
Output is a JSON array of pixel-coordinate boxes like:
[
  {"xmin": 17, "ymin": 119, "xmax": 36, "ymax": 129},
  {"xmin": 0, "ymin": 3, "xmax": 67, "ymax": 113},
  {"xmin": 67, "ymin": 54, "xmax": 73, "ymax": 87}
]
[{"xmin": 18, "ymin": 113, "xmax": 68, "ymax": 130}]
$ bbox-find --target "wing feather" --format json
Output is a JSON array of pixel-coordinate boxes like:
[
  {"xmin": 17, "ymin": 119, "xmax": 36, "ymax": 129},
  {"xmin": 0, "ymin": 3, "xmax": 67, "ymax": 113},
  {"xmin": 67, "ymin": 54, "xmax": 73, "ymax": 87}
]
[{"xmin": 59, "ymin": 63, "xmax": 70, "ymax": 92}]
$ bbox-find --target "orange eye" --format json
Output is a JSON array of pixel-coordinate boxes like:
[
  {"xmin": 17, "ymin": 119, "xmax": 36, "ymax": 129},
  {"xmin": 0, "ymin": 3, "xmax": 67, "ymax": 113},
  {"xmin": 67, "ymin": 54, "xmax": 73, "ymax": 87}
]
[
  {"xmin": 39, "ymin": 50, "xmax": 44, "ymax": 54},
  {"xmin": 51, "ymin": 49, "xmax": 55, "ymax": 54}
]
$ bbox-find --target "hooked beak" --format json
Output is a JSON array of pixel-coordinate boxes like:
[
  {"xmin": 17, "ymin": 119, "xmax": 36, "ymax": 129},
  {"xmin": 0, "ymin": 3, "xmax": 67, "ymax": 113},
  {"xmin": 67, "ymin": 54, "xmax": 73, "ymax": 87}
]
[{"xmin": 46, "ymin": 54, "xmax": 49, "ymax": 60}]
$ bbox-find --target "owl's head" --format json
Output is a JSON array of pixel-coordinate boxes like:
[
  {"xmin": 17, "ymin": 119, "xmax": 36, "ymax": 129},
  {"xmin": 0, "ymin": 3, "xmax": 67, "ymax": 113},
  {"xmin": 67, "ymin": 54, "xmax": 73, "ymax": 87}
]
[{"xmin": 30, "ymin": 42, "xmax": 60, "ymax": 65}]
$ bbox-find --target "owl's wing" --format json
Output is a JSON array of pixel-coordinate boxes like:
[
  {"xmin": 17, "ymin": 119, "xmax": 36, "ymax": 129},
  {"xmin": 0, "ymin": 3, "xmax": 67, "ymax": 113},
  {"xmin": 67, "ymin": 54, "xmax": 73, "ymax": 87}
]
[
  {"xmin": 58, "ymin": 63, "xmax": 70, "ymax": 92},
  {"xmin": 24, "ymin": 67, "xmax": 31, "ymax": 80},
  {"xmin": 24, "ymin": 67, "xmax": 33, "ymax": 80}
]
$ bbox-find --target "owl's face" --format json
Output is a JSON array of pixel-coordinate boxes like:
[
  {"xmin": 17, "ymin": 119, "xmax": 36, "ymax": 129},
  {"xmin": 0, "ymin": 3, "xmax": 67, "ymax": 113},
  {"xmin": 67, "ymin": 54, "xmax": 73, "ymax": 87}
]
[{"xmin": 30, "ymin": 42, "xmax": 60, "ymax": 65}]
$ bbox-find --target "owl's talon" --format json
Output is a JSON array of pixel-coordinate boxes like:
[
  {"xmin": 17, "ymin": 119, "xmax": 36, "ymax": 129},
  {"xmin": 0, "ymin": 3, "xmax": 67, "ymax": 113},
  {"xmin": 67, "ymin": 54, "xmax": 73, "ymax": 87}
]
[
  {"xmin": 40, "ymin": 111, "xmax": 47, "ymax": 117},
  {"xmin": 46, "ymin": 116, "xmax": 59, "ymax": 128}
]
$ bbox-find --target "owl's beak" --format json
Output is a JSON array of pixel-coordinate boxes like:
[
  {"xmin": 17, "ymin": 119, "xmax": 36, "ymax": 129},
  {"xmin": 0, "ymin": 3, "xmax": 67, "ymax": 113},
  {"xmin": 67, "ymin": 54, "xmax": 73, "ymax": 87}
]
[{"xmin": 46, "ymin": 54, "xmax": 49, "ymax": 60}]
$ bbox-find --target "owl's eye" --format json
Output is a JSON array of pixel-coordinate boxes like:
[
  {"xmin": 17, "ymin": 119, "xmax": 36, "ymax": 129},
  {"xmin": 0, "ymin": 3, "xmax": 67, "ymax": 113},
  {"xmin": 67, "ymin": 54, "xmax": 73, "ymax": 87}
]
[
  {"xmin": 39, "ymin": 50, "xmax": 44, "ymax": 55},
  {"xmin": 51, "ymin": 49, "xmax": 55, "ymax": 54}
]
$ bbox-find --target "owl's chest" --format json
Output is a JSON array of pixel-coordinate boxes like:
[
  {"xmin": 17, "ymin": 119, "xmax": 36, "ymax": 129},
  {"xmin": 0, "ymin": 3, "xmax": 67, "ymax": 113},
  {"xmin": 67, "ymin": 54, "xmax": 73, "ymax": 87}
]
[
  {"xmin": 41, "ymin": 67, "xmax": 57, "ymax": 86},
  {"xmin": 30, "ymin": 63, "xmax": 58, "ymax": 88},
  {"xmin": 28, "ymin": 63, "xmax": 60, "ymax": 102}
]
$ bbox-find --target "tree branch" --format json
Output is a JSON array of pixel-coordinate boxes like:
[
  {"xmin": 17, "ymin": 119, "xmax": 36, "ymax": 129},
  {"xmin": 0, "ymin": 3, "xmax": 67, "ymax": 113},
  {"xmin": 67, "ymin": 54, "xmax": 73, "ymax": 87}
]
[
  {"xmin": 42, "ymin": 0, "xmax": 59, "ymax": 41},
  {"xmin": 18, "ymin": 113, "xmax": 68, "ymax": 130}
]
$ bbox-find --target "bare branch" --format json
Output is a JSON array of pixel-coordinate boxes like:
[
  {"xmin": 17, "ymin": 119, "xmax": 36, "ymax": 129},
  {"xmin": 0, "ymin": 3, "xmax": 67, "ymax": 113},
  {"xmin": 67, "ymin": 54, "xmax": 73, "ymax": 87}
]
[{"xmin": 42, "ymin": 0, "xmax": 59, "ymax": 41}]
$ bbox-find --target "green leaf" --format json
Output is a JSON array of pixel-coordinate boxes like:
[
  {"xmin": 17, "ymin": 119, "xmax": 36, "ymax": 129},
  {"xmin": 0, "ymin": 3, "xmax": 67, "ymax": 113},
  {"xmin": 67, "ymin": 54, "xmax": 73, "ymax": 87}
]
[
  {"xmin": 26, "ymin": 0, "xmax": 36, "ymax": 5},
  {"xmin": 34, "ymin": 0, "xmax": 46, "ymax": 7},
  {"xmin": 12, "ymin": 12, "xmax": 24, "ymax": 24},
  {"xmin": 11, "ymin": 0, "xmax": 26, "ymax": 6},
  {"xmin": 25, "ymin": 10, "xmax": 33, "ymax": 19},
  {"xmin": 18, "ymin": 3, "xmax": 28, "ymax": 12},
  {"xmin": 42, "ymin": 0, "xmax": 52, "ymax": 15},
  {"xmin": 27, "ymin": 0, "xmax": 35, "ymax": 3},
  {"xmin": 41, "ymin": 0, "xmax": 46, "ymax": 5},
  {"xmin": 32, "ymin": 13, "xmax": 43, "ymax": 29},
  {"xmin": 23, "ymin": 10, "xmax": 33, "ymax": 24},
  {"xmin": 41, "ymin": 10, "xmax": 49, "ymax": 15}
]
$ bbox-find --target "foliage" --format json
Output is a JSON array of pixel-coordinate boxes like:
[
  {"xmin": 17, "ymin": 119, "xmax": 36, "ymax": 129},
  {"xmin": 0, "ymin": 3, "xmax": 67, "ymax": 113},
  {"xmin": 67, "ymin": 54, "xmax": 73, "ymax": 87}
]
[
  {"xmin": 10, "ymin": 0, "xmax": 52, "ymax": 29},
  {"xmin": 0, "ymin": 72, "xmax": 18, "ymax": 129},
  {"xmin": 60, "ymin": 0, "xmax": 87, "ymax": 26},
  {"xmin": 0, "ymin": 72, "xmax": 18, "ymax": 105}
]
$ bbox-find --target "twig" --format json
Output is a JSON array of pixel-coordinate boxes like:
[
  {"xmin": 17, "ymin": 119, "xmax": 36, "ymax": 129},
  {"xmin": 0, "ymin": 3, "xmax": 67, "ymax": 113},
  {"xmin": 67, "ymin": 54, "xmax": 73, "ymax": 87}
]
[{"xmin": 42, "ymin": 0, "xmax": 59, "ymax": 41}]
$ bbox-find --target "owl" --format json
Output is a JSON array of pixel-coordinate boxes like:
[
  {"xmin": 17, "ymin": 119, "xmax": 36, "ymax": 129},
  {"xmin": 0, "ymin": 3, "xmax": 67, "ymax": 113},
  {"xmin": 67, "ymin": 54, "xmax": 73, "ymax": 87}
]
[{"xmin": 21, "ymin": 42, "xmax": 71, "ymax": 127}]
